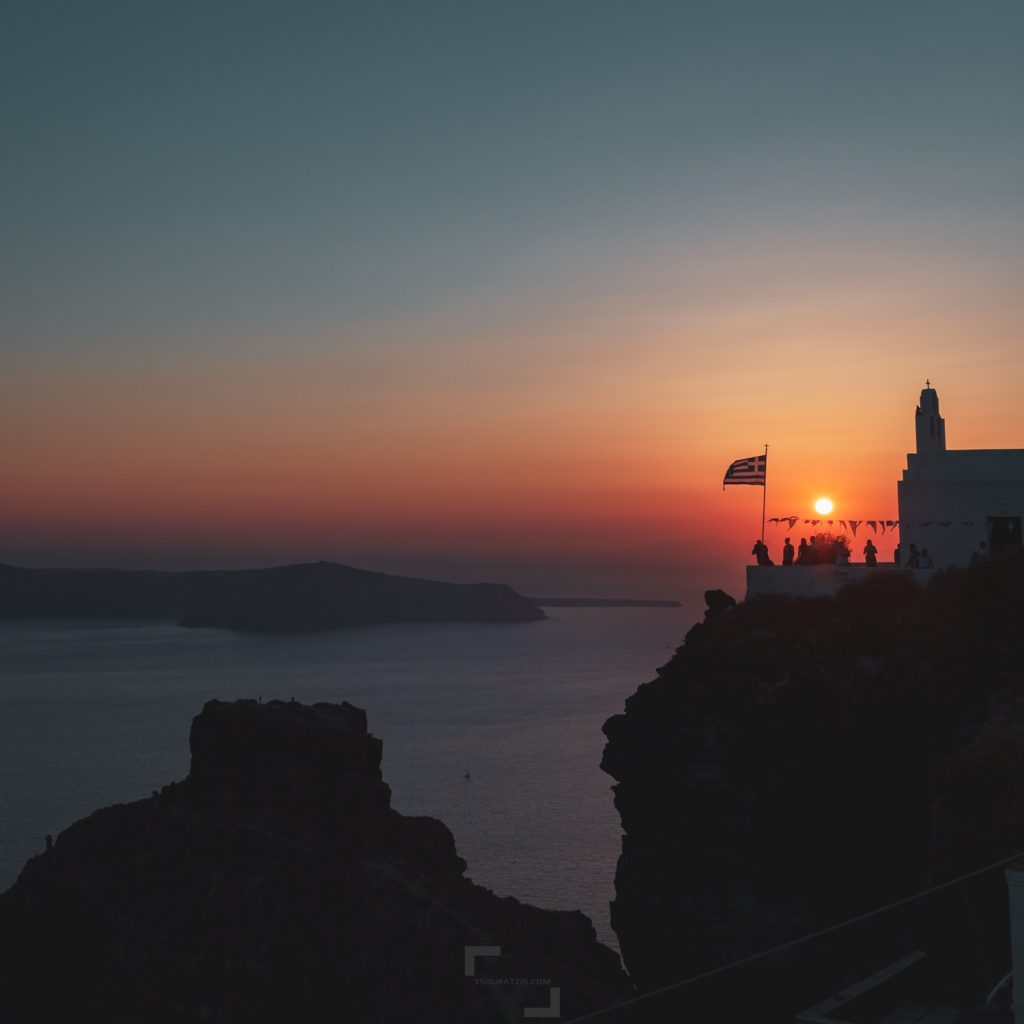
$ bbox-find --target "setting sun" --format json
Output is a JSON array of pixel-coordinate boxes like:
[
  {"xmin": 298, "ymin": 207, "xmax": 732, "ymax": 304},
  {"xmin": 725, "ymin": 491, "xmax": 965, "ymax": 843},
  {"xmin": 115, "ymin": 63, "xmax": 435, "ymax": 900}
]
[{"xmin": 815, "ymin": 497, "xmax": 833, "ymax": 515}]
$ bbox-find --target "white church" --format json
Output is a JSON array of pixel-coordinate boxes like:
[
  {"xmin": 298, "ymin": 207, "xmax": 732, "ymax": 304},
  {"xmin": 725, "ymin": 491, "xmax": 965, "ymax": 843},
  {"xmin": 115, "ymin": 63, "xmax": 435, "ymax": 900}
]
[
  {"xmin": 898, "ymin": 383, "xmax": 1024, "ymax": 567},
  {"xmin": 747, "ymin": 383, "xmax": 1024, "ymax": 599}
]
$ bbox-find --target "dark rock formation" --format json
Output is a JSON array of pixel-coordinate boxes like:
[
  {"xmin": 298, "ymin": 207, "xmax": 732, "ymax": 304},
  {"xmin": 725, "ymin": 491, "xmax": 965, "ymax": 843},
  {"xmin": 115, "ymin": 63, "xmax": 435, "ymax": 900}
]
[
  {"xmin": 0, "ymin": 560, "xmax": 545, "ymax": 629},
  {"xmin": 602, "ymin": 550, "xmax": 1024, "ymax": 1022},
  {"xmin": 0, "ymin": 699, "xmax": 627, "ymax": 1023}
]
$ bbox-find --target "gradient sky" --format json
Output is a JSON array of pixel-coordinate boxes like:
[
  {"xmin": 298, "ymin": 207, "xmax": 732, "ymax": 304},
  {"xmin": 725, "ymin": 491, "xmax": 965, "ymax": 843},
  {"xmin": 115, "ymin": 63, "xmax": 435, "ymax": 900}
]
[{"xmin": 3, "ymin": 1, "xmax": 1023, "ymax": 598}]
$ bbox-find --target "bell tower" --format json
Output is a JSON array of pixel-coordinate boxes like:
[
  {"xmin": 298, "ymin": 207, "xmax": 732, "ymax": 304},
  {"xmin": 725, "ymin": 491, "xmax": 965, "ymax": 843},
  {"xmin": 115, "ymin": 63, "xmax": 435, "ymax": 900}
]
[{"xmin": 915, "ymin": 380, "xmax": 946, "ymax": 454}]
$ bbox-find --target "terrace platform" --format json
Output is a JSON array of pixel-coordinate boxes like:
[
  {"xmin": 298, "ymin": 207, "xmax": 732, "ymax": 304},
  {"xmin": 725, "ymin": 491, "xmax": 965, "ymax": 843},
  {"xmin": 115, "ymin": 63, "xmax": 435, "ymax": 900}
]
[{"xmin": 746, "ymin": 563, "xmax": 934, "ymax": 600}]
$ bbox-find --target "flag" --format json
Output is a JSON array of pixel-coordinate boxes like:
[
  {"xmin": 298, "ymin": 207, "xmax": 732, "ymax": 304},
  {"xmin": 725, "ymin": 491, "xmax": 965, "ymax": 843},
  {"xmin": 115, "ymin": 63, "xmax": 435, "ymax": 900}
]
[{"xmin": 722, "ymin": 453, "xmax": 766, "ymax": 487}]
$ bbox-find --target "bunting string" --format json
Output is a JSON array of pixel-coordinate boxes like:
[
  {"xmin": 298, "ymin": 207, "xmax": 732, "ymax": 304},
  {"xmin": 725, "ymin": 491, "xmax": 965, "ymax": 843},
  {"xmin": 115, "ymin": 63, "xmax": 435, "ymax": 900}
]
[{"xmin": 766, "ymin": 518, "xmax": 975, "ymax": 532}]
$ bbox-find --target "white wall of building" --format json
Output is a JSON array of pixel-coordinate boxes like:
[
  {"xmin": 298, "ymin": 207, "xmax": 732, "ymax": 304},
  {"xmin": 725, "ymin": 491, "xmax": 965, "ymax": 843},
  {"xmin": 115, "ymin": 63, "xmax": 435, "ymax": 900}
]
[{"xmin": 898, "ymin": 451, "xmax": 1024, "ymax": 569}]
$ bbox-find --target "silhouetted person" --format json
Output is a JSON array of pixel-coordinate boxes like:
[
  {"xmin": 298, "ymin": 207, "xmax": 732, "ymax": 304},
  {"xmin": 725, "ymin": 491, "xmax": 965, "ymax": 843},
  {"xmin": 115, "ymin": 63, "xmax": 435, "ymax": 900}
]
[
  {"xmin": 919, "ymin": 548, "xmax": 934, "ymax": 569},
  {"xmin": 971, "ymin": 541, "xmax": 988, "ymax": 562},
  {"xmin": 808, "ymin": 536, "xmax": 820, "ymax": 565},
  {"xmin": 863, "ymin": 538, "xmax": 878, "ymax": 566},
  {"xmin": 782, "ymin": 538, "xmax": 794, "ymax": 565},
  {"xmin": 796, "ymin": 537, "xmax": 809, "ymax": 564},
  {"xmin": 893, "ymin": 543, "xmax": 901, "ymax": 565},
  {"xmin": 907, "ymin": 543, "xmax": 920, "ymax": 569},
  {"xmin": 751, "ymin": 540, "xmax": 772, "ymax": 566}
]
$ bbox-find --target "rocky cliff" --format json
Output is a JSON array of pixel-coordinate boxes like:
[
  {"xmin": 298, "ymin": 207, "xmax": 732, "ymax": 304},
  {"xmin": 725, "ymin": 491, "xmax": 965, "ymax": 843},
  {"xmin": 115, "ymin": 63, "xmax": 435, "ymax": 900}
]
[
  {"xmin": 0, "ymin": 699, "xmax": 627, "ymax": 1023},
  {"xmin": 0, "ymin": 560, "xmax": 545, "ymax": 629},
  {"xmin": 602, "ymin": 550, "xmax": 1024, "ymax": 1021}
]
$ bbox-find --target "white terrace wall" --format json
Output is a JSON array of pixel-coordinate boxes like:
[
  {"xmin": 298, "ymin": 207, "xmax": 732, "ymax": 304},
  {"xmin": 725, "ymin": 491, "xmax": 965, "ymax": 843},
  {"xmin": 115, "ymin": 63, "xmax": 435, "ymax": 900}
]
[{"xmin": 746, "ymin": 564, "xmax": 935, "ymax": 600}]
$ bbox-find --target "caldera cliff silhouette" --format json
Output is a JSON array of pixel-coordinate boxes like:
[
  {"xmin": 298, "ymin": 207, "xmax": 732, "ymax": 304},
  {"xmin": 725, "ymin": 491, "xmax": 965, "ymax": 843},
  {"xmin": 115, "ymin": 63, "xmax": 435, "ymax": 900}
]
[
  {"xmin": 0, "ymin": 560, "xmax": 545, "ymax": 630},
  {"xmin": 601, "ymin": 547, "xmax": 1024, "ymax": 1021}
]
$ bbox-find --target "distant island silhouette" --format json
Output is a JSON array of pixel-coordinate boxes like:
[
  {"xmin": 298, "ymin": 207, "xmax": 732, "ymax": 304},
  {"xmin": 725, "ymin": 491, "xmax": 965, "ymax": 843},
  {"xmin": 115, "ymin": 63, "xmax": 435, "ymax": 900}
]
[{"xmin": 0, "ymin": 561, "xmax": 545, "ymax": 630}]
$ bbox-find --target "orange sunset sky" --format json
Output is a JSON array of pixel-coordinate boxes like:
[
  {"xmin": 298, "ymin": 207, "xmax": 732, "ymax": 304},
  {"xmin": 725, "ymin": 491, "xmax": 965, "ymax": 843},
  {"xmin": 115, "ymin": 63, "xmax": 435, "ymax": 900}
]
[{"xmin": 3, "ymin": 3, "xmax": 1023, "ymax": 600}]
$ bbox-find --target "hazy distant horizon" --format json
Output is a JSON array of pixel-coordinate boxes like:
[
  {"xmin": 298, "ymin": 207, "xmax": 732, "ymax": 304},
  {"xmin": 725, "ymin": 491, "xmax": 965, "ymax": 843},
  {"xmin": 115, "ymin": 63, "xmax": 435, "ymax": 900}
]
[{"xmin": 0, "ymin": 538, "xmax": 745, "ymax": 605}]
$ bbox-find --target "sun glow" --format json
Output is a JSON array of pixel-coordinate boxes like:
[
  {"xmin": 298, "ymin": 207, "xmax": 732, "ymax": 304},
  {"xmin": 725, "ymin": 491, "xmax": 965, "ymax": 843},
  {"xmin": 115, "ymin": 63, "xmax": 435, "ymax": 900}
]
[{"xmin": 815, "ymin": 497, "xmax": 833, "ymax": 515}]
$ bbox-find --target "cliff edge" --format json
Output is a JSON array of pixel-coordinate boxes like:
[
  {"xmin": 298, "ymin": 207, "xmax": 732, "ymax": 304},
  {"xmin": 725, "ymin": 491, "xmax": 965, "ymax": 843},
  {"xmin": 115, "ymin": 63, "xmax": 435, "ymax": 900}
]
[{"xmin": 602, "ymin": 550, "xmax": 1024, "ymax": 1021}]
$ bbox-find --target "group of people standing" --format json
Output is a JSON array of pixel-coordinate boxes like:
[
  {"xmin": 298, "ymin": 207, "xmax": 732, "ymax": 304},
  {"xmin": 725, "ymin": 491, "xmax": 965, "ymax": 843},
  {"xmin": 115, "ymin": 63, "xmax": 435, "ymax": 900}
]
[
  {"xmin": 752, "ymin": 536, "xmax": 957, "ymax": 569},
  {"xmin": 751, "ymin": 536, "xmax": 882, "ymax": 566}
]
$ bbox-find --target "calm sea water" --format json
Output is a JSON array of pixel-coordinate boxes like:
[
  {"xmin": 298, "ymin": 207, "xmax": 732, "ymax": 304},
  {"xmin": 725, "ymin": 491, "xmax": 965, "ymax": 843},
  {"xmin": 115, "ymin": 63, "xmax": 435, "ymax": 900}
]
[{"xmin": 0, "ymin": 607, "xmax": 691, "ymax": 947}]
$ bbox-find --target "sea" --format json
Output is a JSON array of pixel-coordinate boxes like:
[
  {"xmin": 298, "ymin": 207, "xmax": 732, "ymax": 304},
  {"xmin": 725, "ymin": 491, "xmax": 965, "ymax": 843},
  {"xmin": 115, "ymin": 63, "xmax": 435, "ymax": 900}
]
[{"xmin": 0, "ymin": 605, "xmax": 696, "ymax": 948}]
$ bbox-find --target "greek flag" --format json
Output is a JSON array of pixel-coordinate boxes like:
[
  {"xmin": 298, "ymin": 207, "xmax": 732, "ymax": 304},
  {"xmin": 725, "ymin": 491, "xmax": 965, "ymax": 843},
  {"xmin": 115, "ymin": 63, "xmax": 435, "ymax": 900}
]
[{"xmin": 723, "ymin": 454, "xmax": 766, "ymax": 487}]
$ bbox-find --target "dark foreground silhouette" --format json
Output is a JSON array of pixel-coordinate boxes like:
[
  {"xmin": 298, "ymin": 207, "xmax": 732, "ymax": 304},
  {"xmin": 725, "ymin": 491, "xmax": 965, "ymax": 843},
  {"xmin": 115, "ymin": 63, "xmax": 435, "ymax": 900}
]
[
  {"xmin": 0, "ymin": 699, "xmax": 627, "ymax": 1023},
  {"xmin": 602, "ymin": 549, "xmax": 1024, "ymax": 1022},
  {"xmin": 7, "ymin": 557, "xmax": 1021, "ymax": 1023},
  {"xmin": 0, "ymin": 560, "xmax": 545, "ymax": 629}
]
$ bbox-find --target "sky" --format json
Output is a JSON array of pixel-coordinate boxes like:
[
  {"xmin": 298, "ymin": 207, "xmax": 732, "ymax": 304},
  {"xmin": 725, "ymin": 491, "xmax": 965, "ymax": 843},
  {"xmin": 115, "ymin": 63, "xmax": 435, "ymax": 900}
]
[{"xmin": 3, "ymin": 1, "xmax": 1023, "ymax": 598}]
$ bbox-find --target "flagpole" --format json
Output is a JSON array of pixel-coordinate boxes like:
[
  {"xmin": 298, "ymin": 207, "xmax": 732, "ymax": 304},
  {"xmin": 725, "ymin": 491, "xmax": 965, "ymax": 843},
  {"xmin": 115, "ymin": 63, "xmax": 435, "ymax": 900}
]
[{"xmin": 761, "ymin": 443, "xmax": 768, "ymax": 544}]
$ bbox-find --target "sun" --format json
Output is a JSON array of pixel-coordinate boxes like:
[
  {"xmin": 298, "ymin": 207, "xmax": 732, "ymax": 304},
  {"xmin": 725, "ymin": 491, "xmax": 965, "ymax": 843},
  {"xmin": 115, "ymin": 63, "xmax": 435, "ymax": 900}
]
[{"xmin": 815, "ymin": 497, "xmax": 833, "ymax": 515}]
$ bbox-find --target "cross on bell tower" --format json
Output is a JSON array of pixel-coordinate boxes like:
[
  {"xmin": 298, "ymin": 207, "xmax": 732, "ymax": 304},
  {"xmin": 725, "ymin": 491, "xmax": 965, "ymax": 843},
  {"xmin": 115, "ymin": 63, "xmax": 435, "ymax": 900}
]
[{"xmin": 915, "ymin": 380, "xmax": 946, "ymax": 454}]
